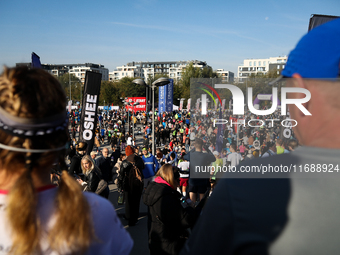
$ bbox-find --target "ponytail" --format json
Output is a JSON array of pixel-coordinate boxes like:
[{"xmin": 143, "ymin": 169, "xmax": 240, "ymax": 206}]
[
  {"xmin": 7, "ymin": 139, "xmax": 40, "ymax": 255},
  {"xmin": 48, "ymin": 156, "xmax": 95, "ymax": 254}
]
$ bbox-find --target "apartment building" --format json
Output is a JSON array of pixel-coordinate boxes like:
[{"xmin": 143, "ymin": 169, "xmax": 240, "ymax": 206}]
[
  {"xmin": 109, "ymin": 60, "xmax": 208, "ymax": 82},
  {"xmin": 215, "ymin": 69, "xmax": 234, "ymax": 83},
  {"xmin": 16, "ymin": 62, "xmax": 109, "ymax": 84},
  {"xmin": 237, "ymin": 56, "xmax": 287, "ymax": 83}
]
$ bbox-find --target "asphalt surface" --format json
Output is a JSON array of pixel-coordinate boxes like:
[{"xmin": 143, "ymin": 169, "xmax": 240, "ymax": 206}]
[
  {"xmin": 98, "ymin": 123, "xmax": 150, "ymax": 255},
  {"xmin": 108, "ymin": 183, "xmax": 149, "ymax": 255}
]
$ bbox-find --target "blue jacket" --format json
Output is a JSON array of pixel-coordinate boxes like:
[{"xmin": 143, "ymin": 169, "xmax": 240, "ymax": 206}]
[{"xmin": 142, "ymin": 154, "xmax": 159, "ymax": 179}]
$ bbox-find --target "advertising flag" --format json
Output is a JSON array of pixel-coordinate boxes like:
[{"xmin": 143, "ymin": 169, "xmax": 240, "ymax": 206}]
[
  {"xmin": 31, "ymin": 52, "xmax": 42, "ymax": 68},
  {"xmin": 187, "ymin": 98, "xmax": 191, "ymax": 111},
  {"xmin": 79, "ymin": 71, "xmax": 102, "ymax": 154},
  {"xmin": 196, "ymin": 98, "xmax": 200, "ymax": 111},
  {"xmin": 215, "ymin": 109, "xmax": 223, "ymax": 152},
  {"xmin": 179, "ymin": 99, "xmax": 184, "ymax": 111},
  {"xmin": 166, "ymin": 79, "xmax": 173, "ymax": 112},
  {"xmin": 158, "ymin": 85, "xmax": 167, "ymax": 115}
]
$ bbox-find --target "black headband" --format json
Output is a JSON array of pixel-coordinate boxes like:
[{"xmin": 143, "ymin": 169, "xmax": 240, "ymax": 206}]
[{"xmin": 0, "ymin": 106, "xmax": 68, "ymax": 138}]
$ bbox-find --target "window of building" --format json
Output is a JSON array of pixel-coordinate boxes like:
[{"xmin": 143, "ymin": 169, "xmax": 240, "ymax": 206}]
[
  {"xmin": 277, "ymin": 65, "xmax": 280, "ymax": 69},
  {"xmin": 254, "ymin": 62, "xmax": 256, "ymax": 66},
  {"xmin": 249, "ymin": 61, "xmax": 252, "ymax": 66},
  {"xmin": 263, "ymin": 61, "xmax": 266, "ymax": 66},
  {"xmin": 282, "ymin": 65, "xmax": 285, "ymax": 69},
  {"xmin": 259, "ymin": 61, "xmax": 261, "ymax": 66},
  {"xmin": 277, "ymin": 71, "xmax": 280, "ymax": 75}
]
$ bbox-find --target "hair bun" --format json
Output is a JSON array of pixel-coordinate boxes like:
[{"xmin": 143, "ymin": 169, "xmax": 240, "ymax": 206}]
[{"xmin": 76, "ymin": 142, "xmax": 88, "ymax": 151}]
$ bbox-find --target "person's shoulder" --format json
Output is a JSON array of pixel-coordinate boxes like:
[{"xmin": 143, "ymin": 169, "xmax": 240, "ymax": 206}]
[
  {"xmin": 84, "ymin": 192, "xmax": 114, "ymax": 214},
  {"xmin": 96, "ymin": 156, "xmax": 105, "ymax": 162}
]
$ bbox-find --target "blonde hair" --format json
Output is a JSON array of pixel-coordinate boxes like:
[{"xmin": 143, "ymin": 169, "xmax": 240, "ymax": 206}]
[
  {"xmin": 0, "ymin": 67, "xmax": 94, "ymax": 255},
  {"xmin": 155, "ymin": 164, "xmax": 178, "ymax": 188},
  {"xmin": 81, "ymin": 155, "xmax": 95, "ymax": 175}
]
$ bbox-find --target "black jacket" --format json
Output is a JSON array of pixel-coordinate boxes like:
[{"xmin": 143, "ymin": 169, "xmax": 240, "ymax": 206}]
[
  {"xmin": 96, "ymin": 156, "xmax": 112, "ymax": 182},
  {"xmin": 84, "ymin": 168, "xmax": 102, "ymax": 193},
  {"xmin": 117, "ymin": 155, "xmax": 145, "ymax": 193},
  {"xmin": 69, "ymin": 153, "xmax": 83, "ymax": 175},
  {"xmin": 143, "ymin": 181, "xmax": 196, "ymax": 255}
]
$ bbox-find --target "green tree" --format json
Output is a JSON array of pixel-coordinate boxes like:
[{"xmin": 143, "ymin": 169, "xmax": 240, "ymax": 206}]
[
  {"xmin": 57, "ymin": 73, "xmax": 82, "ymax": 103},
  {"xmin": 179, "ymin": 62, "xmax": 219, "ymax": 108},
  {"xmin": 99, "ymin": 81, "xmax": 119, "ymax": 106},
  {"xmin": 116, "ymin": 77, "xmax": 147, "ymax": 99}
]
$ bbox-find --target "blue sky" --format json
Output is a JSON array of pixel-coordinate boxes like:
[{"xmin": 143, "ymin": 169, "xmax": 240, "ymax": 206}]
[{"xmin": 0, "ymin": 0, "xmax": 339, "ymax": 76}]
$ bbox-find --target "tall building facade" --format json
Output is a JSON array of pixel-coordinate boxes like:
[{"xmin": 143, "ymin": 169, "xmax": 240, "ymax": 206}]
[
  {"xmin": 109, "ymin": 60, "xmax": 208, "ymax": 82},
  {"xmin": 16, "ymin": 62, "xmax": 109, "ymax": 84},
  {"xmin": 215, "ymin": 69, "xmax": 234, "ymax": 83},
  {"xmin": 237, "ymin": 56, "xmax": 287, "ymax": 83}
]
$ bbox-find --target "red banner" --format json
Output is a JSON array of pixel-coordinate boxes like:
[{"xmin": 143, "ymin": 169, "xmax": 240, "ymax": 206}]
[{"xmin": 125, "ymin": 97, "xmax": 146, "ymax": 112}]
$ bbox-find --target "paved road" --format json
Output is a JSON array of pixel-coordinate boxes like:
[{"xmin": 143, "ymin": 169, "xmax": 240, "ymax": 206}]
[
  {"xmin": 108, "ymin": 183, "xmax": 149, "ymax": 255},
  {"xmin": 102, "ymin": 123, "xmax": 150, "ymax": 255},
  {"xmin": 72, "ymin": 121, "xmax": 151, "ymax": 254}
]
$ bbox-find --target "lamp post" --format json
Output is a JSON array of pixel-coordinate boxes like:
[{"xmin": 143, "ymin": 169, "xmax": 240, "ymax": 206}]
[
  {"xmin": 69, "ymin": 71, "xmax": 72, "ymax": 102},
  {"xmin": 132, "ymin": 101, "xmax": 140, "ymax": 141},
  {"xmin": 124, "ymin": 102, "xmax": 129, "ymax": 135},
  {"xmin": 133, "ymin": 77, "xmax": 170, "ymax": 155}
]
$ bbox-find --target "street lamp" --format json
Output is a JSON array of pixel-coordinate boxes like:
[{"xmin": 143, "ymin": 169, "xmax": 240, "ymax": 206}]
[
  {"xmin": 133, "ymin": 77, "xmax": 170, "ymax": 155},
  {"xmin": 132, "ymin": 101, "xmax": 140, "ymax": 141},
  {"xmin": 124, "ymin": 102, "xmax": 129, "ymax": 135},
  {"xmin": 132, "ymin": 79, "xmax": 148, "ymax": 112}
]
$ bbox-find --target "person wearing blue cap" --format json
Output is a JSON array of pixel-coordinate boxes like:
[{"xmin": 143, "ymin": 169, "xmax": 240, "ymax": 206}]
[{"xmin": 180, "ymin": 18, "xmax": 340, "ymax": 255}]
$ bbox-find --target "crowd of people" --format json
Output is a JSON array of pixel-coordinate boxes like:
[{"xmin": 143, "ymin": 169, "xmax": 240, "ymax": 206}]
[
  {"xmin": 0, "ymin": 17, "xmax": 339, "ymax": 255},
  {"xmin": 64, "ymin": 88, "xmax": 300, "ymax": 254}
]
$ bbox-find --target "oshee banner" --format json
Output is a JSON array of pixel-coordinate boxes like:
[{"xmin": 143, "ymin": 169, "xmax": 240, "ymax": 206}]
[
  {"xmin": 79, "ymin": 71, "xmax": 102, "ymax": 154},
  {"xmin": 126, "ymin": 97, "xmax": 146, "ymax": 112}
]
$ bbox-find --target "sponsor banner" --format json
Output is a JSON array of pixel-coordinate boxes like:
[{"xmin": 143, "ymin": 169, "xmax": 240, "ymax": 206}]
[
  {"xmin": 31, "ymin": 52, "xmax": 42, "ymax": 68},
  {"xmin": 166, "ymin": 79, "xmax": 174, "ymax": 112},
  {"xmin": 215, "ymin": 109, "xmax": 223, "ymax": 152},
  {"xmin": 126, "ymin": 97, "xmax": 146, "ymax": 112},
  {"xmin": 179, "ymin": 99, "xmax": 184, "ymax": 111},
  {"xmin": 158, "ymin": 85, "xmax": 167, "ymax": 115},
  {"xmin": 79, "ymin": 71, "xmax": 102, "ymax": 154},
  {"xmin": 187, "ymin": 98, "xmax": 191, "ymax": 111},
  {"xmin": 308, "ymin": 14, "xmax": 339, "ymax": 31}
]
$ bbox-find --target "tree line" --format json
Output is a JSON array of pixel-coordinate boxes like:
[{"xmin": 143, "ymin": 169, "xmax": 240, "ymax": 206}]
[{"xmin": 57, "ymin": 62, "xmax": 280, "ymax": 108}]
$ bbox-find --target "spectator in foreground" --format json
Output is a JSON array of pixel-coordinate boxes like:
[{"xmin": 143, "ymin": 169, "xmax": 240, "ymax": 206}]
[
  {"xmin": 143, "ymin": 164, "xmax": 196, "ymax": 255},
  {"xmin": 180, "ymin": 18, "xmax": 340, "ymax": 255},
  {"xmin": 0, "ymin": 66, "xmax": 132, "ymax": 255}
]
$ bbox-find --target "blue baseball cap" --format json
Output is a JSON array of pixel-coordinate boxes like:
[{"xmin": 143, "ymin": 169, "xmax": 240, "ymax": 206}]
[{"xmin": 282, "ymin": 18, "xmax": 340, "ymax": 79}]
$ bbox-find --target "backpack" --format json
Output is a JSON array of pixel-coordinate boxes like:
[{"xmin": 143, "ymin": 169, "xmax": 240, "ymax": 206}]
[{"xmin": 122, "ymin": 161, "xmax": 143, "ymax": 192}]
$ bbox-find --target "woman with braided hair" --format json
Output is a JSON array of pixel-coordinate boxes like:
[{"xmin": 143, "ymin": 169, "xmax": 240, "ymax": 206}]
[{"xmin": 0, "ymin": 67, "xmax": 132, "ymax": 255}]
